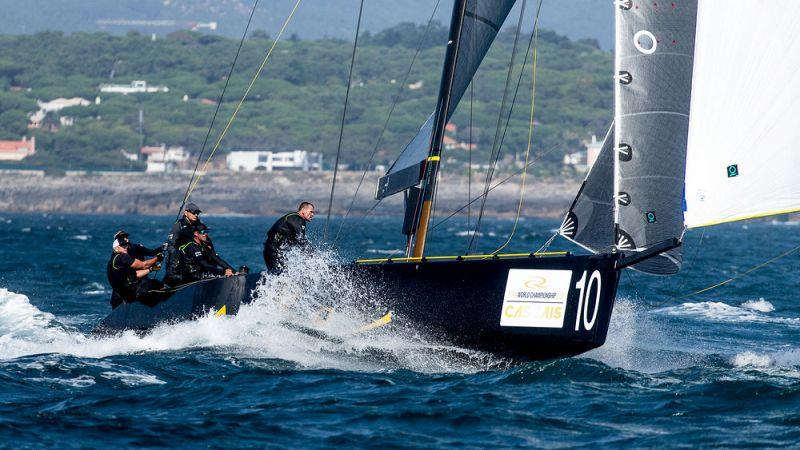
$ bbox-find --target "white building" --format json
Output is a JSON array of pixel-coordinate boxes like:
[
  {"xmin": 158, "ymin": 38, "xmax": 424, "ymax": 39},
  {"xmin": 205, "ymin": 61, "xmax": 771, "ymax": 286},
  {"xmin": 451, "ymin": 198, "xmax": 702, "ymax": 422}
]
[
  {"xmin": 227, "ymin": 150, "xmax": 323, "ymax": 172},
  {"xmin": 28, "ymin": 97, "xmax": 93, "ymax": 129},
  {"xmin": 141, "ymin": 145, "xmax": 189, "ymax": 172},
  {"xmin": 585, "ymin": 134, "xmax": 603, "ymax": 169},
  {"xmin": 100, "ymin": 80, "xmax": 169, "ymax": 95},
  {"xmin": 563, "ymin": 134, "xmax": 605, "ymax": 172}
]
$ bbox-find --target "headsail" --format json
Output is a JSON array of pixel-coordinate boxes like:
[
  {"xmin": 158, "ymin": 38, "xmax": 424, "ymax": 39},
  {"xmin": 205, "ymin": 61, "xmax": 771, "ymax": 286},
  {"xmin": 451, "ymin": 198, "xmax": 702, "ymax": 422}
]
[
  {"xmin": 684, "ymin": 1, "xmax": 800, "ymax": 228},
  {"xmin": 376, "ymin": 0, "xmax": 518, "ymax": 200},
  {"xmin": 613, "ymin": 0, "xmax": 698, "ymax": 274},
  {"xmin": 559, "ymin": 124, "xmax": 615, "ymax": 253}
]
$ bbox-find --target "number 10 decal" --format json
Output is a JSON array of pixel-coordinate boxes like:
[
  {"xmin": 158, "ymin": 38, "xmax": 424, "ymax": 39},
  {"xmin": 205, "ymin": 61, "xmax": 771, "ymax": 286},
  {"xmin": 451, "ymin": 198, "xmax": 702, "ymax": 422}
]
[{"xmin": 574, "ymin": 270, "xmax": 601, "ymax": 331}]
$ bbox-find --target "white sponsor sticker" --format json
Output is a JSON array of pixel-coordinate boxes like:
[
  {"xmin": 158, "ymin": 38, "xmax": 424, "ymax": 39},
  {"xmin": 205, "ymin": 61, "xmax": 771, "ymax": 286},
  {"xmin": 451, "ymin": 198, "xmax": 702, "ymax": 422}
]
[{"xmin": 500, "ymin": 269, "xmax": 572, "ymax": 328}]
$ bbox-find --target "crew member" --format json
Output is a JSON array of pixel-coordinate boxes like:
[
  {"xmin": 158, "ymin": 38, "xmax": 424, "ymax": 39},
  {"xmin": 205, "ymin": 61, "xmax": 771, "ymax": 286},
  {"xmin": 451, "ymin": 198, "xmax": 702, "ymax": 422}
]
[
  {"xmin": 178, "ymin": 224, "xmax": 235, "ymax": 283},
  {"xmin": 164, "ymin": 202, "xmax": 203, "ymax": 286},
  {"xmin": 263, "ymin": 202, "xmax": 314, "ymax": 273},
  {"xmin": 112, "ymin": 230, "xmax": 161, "ymax": 261},
  {"xmin": 107, "ymin": 235, "xmax": 163, "ymax": 309}
]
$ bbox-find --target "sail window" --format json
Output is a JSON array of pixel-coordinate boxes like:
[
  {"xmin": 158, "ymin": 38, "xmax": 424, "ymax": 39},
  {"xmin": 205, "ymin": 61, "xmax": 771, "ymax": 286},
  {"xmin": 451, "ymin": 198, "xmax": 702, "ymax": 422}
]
[{"xmin": 633, "ymin": 30, "xmax": 658, "ymax": 54}]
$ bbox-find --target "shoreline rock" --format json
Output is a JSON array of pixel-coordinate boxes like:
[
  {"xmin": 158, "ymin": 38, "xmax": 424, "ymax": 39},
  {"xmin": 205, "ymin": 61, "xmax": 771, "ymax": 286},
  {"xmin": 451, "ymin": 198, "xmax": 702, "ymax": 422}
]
[{"xmin": 0, "ymin": 171, "xmax": 581, "ymax": 218}]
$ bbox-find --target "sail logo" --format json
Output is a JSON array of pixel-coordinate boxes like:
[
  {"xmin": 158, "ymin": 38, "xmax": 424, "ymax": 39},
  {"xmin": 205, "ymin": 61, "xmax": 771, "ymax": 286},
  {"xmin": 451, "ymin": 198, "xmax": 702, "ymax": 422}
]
[{"xmin": 501, "ymin": 269, "xmax": 571, "ymax": 329}]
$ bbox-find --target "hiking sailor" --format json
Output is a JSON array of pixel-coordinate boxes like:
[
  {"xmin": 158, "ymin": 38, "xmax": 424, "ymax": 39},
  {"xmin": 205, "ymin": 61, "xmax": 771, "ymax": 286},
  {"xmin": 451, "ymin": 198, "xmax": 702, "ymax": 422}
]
[
  {"xmin": 178, "ymin": 224, "xmax": 236, "ymax": 283},
  {"xmin": 164, "ymin": 202, "xmax": 203, "ymax": 286},
  {"xmin": 263, "ymin": 201, "xmax": 315, "ymax": 273},
  {"xmin": 107, "ymin": 234, "xmax": 164, "ymax": 309}
]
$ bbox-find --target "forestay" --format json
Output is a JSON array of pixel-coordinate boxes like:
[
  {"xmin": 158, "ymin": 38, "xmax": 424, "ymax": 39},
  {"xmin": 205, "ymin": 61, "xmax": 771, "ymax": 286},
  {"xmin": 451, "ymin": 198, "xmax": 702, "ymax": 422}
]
[
  {"xmin": 613, "ymin": 0, "xmax": 698, "ymax": 274},
  {"xmin": 683, "ymin": 1, "xmax": 800, "ymax": 228},
  {"xmin": 376, "ymin": 0, "xmax": 517, "ymax": 200}
]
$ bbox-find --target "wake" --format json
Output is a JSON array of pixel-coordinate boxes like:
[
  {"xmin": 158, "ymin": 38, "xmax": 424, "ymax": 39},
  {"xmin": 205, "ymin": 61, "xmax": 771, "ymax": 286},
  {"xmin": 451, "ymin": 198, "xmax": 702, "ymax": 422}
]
[{"xmin": 0, "ymin": 251, "xmax": 507, "ymax": 374}]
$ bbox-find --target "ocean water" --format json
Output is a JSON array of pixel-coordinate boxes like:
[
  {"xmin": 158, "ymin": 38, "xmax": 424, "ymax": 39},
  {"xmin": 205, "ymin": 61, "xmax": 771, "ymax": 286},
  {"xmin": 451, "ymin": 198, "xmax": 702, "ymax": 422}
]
[{"xmin": 0, "ymin": 212, "xmax": 799, "ymax": 448}]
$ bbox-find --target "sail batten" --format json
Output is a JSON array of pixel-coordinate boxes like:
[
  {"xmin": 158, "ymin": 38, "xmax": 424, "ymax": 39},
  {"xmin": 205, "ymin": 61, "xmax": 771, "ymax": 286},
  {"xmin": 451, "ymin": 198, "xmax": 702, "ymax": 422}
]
[{"xmin": 376, "ymin": 0, "xmax": 518, "ymax": 200}]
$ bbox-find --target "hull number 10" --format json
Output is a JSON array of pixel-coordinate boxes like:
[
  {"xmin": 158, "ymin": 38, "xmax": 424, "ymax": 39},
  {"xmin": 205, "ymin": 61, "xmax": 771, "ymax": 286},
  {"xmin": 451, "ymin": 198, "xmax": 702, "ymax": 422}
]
[{"xmin": 574, "ymin": 270, "xmax": 602, "ymax": 331}]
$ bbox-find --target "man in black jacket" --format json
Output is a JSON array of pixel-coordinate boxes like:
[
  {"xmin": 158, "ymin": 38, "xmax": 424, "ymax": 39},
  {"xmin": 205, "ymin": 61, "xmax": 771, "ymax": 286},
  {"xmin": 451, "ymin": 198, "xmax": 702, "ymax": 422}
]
[
  {"xmin": 107, "ymin": 236, "xmax": 162, "ymax": 309},
  {"xmin": 178, "ymin": 224, "xmax": 236, "ymax": 283},
  {"xmin": 164, "ymin": 202, "xmax": 203, "ymax": 286},
  {"xmin": 263, "ymin": 202, "xmax": 314, "ymax": 273}
]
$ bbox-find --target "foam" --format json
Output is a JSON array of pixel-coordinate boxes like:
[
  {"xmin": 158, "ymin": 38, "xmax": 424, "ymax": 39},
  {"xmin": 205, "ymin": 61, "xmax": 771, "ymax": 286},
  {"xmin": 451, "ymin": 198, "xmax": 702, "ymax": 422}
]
[
  {"xmin": 656, "ymin": 301, "xmax": 799, "ymax": 325},
  {"xmin": 585, "ymin": 297, "xmax": 701, "ymax": 373},
  {"xmin": 740, "ymin": 298, "xmax": 775, "ymax": 313},
  {"xmin": 100, "ymin": 371, "xmax": 166, "ymax": 386},
  {"xmin": 0, "ymin": 251, "xmax": 506, "ymax": 374}
]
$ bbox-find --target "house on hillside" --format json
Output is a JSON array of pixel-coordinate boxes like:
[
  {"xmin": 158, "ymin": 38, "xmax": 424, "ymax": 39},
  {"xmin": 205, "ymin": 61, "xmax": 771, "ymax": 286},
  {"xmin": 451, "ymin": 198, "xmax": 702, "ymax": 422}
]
[
  {"xmin": 100, "ymin": 80, "xmax": 169, "ymax": 95},
  {"xmin": 226, "ymin": 150, "xmax": 323, "ymax": 172},
  {"xmin": 562, "ymin": 134, "xmax": 604, "ymax": 173},
  {"xmin": 28, "ymin": 97, "xmax": 93, "ymax": 130},
  {"xmin": 0, "ymin": 137, "xmax": 36, "ymax": 161},
  {"xmin": 141, "ymin": 145, "xmax": 189, "ymax": 172}
]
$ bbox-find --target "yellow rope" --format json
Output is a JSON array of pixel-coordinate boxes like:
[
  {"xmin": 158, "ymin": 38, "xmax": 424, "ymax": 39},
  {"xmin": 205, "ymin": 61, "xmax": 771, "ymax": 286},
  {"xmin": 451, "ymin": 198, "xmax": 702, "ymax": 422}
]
[
  {"xmin": 493, "ymin": 0, "xmax": 542, "ymax": 255},
  {"xmin": 183, "ymin": 0, "xmax": 303, "ymax": 204},
  {"xmin": 687, "ymin": 242, "xmax": 800, "ymax": 296}
]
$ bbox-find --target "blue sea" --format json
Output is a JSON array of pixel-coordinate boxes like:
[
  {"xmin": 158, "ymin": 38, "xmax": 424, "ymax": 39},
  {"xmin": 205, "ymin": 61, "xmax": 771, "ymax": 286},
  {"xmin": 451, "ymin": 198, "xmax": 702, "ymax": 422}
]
[{"xmin": 0, "ymin": 212, "xmax": 799, "ymax": 448}]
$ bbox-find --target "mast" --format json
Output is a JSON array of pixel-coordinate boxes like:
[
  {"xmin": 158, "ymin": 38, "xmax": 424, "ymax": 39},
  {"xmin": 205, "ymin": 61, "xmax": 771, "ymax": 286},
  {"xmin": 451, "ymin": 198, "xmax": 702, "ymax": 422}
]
[{"xmin": 410, "ymin": 0, "xmax": 469, "ymax": 258}]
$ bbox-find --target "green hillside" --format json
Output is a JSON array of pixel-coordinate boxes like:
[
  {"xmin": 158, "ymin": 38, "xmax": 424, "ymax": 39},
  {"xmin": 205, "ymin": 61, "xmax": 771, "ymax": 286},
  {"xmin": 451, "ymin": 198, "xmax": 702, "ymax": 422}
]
[{"xmin": 0, "ymin": 25, "xmax": 613, "ymax": 171}]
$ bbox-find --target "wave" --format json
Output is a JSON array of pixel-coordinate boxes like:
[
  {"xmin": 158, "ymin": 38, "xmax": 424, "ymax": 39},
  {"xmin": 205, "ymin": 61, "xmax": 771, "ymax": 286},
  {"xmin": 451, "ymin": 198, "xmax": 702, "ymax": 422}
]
[
  {"xmin": 655, "ymin": 300, "xmax": 799, "ymax": 325},
  {"xmin": 0, "ymin": 252, "xmax": 507, "ymax": 374},
  {"xmin": 364, "ymin": 249, "xmax": 402, "ymax": 255},
  {"xmin": 740, "ymin": 298, "xmax": 774, "ymax": 313},
  {"xmin": 70, "ymin": 234, "xmax": 92, "ymax": 241},
  {"xmin": 585, "ymin": 297, "xmax": 704, "ymax": 374},
  {"xmin": 83, "ymin": 282, "xmax": 108, "ymax": 296}
]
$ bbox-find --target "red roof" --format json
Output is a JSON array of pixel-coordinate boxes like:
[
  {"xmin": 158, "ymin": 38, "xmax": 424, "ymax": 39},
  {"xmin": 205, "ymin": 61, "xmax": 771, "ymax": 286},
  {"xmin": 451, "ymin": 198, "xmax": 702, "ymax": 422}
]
[{"xmin": 0, "ymin": 140, "xmax": 33, "ymax": 152}]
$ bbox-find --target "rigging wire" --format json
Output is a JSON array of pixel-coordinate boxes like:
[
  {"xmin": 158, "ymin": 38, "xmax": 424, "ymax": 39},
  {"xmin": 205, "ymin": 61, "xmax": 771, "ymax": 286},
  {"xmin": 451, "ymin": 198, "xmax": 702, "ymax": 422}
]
[
  {"xmin": 182, "ymin": 0, "xmax": 303, "ymax": 204},
  {"xmin": 686, "ymin": 241, "xmax": 800, "ymax": 297},
  {"xmin": 323, "ymin": 0, "xmax": 366, "ymax": 242},
  {"xmin": 627, "ymin": 236, "xmax": 800, "ymax": 311},
  {"xmin": 176, "ymin": 0, "xmax": 260, "ymax": 219},
  {"xmin": 492, "ymin": 0, "xmax": 543, "ymax": 255},
  {"xmin": 468, "ymin": 0, "xmax": 531, "ymax": 253},
  {"xmin": 331, "ymin": 0, "xmax": 443, "ymax": 245},
  {"xmin": 429, "ymin": 141, "xmax": 564, "ymax": 233},
  {"xmin": 467, "ymin": 78, "xmax": 473, "ymax": 234}
]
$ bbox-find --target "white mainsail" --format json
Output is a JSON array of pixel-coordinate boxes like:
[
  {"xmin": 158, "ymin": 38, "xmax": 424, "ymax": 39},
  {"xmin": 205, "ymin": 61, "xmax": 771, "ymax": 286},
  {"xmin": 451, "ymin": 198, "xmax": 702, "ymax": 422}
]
[{"xmin": 683, "ymin": 1, "xmax": 800, "ymax": 228}]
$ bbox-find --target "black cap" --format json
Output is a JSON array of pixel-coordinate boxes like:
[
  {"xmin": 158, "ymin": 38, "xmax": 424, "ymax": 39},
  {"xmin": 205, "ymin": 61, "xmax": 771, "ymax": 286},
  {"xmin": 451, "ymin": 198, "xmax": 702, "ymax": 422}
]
[
  {"xmin": 113, "ymin": 230, "xmax": 129, "ymax": 240},
  {"xmin": 185, "ymin": 203, "xmax": 202, "ymax": 214},
  {"xmin": 194, "ymin": 223, "xmax": 209, "ymax": 233}
]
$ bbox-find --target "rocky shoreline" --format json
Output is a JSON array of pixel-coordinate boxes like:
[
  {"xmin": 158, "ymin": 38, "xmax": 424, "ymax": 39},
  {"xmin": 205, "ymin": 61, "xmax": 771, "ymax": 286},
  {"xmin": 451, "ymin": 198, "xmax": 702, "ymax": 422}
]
[{"xmin": 0, "ymin": 171, "xmax": 581, "ymax": 218}]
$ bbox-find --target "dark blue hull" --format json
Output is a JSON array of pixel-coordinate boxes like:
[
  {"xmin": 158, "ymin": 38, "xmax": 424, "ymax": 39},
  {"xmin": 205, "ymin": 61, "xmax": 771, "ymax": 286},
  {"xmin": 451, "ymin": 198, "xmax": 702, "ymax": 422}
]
[
  {"xmin": 92, "ymin": 275, "xmax": 260, "ymax": 335},
  {"xmin": 94, "ymin": 253, "xmax": 621, "ymax": 360}
]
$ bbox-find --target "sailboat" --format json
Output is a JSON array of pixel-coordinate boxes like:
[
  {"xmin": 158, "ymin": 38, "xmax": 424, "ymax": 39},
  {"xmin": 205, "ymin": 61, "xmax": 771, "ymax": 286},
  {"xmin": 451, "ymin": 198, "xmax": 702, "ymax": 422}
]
[
  {"xmin": 97, "ymin": 0, "xmax": 800, "ymax": 361},
  {"xmin": 353, "ymin": 0, "xmax": 800, "ymax": 359}
]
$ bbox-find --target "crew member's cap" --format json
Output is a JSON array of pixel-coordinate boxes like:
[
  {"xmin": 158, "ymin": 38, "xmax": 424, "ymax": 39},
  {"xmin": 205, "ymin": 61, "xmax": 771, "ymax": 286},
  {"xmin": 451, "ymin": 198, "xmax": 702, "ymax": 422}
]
[
  {"xmin": 194, "ymin": 223, "xmax": 210, "ymax": 234},
  {"xmin": 185, "ymin": 203, "xmax": 202, "ymax": 214},
  {"xmin": 112, "ymin": 230, "xmax": 130, "ymax": 249}
]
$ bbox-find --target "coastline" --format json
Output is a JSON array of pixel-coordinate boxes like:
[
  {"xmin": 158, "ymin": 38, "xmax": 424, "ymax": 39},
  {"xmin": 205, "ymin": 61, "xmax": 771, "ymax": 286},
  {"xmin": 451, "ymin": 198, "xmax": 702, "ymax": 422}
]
[{"xmin": 0, "ymin": 171, "xmax": 580, "ymax": 218}]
